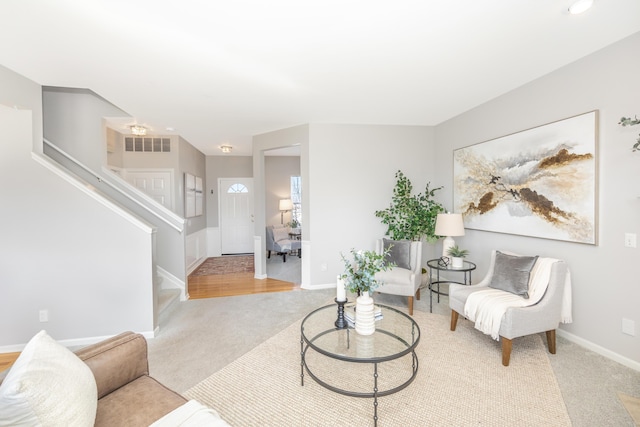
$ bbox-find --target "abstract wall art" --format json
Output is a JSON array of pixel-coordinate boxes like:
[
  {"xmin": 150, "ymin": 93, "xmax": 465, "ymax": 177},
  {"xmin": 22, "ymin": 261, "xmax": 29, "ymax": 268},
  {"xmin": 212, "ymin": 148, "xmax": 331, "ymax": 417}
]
[{"xmin": 453, "ymin": 111, "xmax": 598, "ymax": 244}]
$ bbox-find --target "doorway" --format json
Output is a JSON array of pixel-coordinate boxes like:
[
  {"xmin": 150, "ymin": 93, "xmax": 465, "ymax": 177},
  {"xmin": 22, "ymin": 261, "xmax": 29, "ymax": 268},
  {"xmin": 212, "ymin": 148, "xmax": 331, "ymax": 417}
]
[
  {"xmin": 219, "ymin": 178, "xmax": 254, "ymax": 254},
  {"xmin": 264, "ymin": 151, "xmax": 301, "ymax": 284}
]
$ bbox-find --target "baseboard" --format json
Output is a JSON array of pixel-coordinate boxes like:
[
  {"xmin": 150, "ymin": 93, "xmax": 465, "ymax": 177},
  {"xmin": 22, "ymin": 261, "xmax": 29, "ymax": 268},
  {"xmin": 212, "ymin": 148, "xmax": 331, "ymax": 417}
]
[
  {"xmin": 301, "ymin": 282, "xmax": 335, "ymax": 291},
  {"xmin": 157, "ymin": 266, "xmax": 187, "ymax": 301},
  {"xmin": 186, "ymin": 256, "xmax": 207, "ymax": 276},
  {"xmin": 254, "ymin": 273, "xmax": 267, "ymax": 279},
  {"xmin": 557, "ymin": 329, "xmax": 640, "ymax": 372},
  {"xmin": 0, "ymin": 330, "xmax": 157, "ymax": 353}
]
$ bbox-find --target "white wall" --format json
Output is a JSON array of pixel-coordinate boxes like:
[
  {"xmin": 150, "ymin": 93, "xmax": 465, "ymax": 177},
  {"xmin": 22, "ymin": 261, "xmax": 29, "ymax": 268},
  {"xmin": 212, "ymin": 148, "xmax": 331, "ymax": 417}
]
[
  {"xmin": 434, "ymin": 31, "xmax": 640, "ymax": 367},
  {"xmin": 43, "ymin": 87, "xmax": 129, "ymax": 172},
  {"xmin": 306, "ymin": 124, "xmax": 439, "ymax": 286},
  {"xmin": 0, "ymin": 66, "xmax": 156, "ymax": 348}
]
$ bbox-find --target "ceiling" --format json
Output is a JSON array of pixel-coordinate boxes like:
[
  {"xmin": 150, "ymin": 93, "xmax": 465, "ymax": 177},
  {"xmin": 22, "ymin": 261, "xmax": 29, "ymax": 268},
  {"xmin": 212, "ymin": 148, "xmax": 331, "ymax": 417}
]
[{"xmin": 1, "ymin": 1, "xmax": 639, "ymax": 156}]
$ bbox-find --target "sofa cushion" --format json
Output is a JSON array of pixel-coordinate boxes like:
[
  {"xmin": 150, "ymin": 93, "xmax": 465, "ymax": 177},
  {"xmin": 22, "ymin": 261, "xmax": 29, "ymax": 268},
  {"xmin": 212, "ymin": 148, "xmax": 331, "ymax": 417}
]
[
  {"xmin": 95, "ymin": 375, "xmax": 186, "ymax": 427},
  {"xmin": 488, "ymin": 251, "xmax": 539, "ymax": 298},
  {"xmin": 0, "ymin": 330, "xmax": 97, "ymax": 426},
  {"xmin": 383, "ymin": 238, "xmax": 411, "ymax": 270},
  {"xmin": 375, "ymin": 265, "xmax": 416, "ymax": 294}
]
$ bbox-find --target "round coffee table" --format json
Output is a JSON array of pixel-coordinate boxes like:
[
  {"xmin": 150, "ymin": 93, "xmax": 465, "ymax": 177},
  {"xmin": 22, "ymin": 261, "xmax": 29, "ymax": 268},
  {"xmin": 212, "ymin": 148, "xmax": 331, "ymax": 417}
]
[{"xmin": 300, "ymin": 303, "xmax": 420, "ymax": 426}]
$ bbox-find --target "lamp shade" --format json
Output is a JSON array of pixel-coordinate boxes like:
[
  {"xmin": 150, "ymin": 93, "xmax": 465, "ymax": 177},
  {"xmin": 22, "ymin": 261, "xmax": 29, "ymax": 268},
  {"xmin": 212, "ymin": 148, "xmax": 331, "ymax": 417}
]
[
  {"xmin": 435, "ymin": 213, "xmax": 465, "ymax": 237},
  {"xmin": 435, "ymin": 213, "xmax": 465, "ymax": 258},
  {"xmin": 279, "ymin": 199, "xmax": 293, "ymax": 211}
]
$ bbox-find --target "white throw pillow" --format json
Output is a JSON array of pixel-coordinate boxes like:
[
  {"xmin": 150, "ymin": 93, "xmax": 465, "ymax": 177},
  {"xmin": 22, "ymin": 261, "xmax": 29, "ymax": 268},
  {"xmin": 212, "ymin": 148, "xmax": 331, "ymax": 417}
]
[
  {"xmin": 150, "ymin": 400, "xmax": 232, "ymax": 427},
  {"xmin": 0, "ymin": 330, "xmax": 98, "ymax": 426}
]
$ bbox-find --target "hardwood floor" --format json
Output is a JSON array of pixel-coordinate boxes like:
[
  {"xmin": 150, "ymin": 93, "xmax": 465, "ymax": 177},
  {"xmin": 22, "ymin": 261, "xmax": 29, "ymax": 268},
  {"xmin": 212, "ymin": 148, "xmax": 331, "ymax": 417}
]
[
  {"xmin": 0, "ymin": 352, "xmax": 20, "ymax": 373},
  {"xmin": 188, "ymin": 272, "xmax": 300, "ymax": 299},
  {"xmin": 0, "ymin": 269, "xmax": 299, "ymax": 373}
]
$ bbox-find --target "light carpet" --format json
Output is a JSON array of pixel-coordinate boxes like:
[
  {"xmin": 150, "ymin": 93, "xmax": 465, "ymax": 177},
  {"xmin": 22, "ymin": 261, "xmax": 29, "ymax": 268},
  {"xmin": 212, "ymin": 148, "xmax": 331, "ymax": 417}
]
[{"xmin": 185, "ymin": 308, "xmax": 571, "ymax": 426}]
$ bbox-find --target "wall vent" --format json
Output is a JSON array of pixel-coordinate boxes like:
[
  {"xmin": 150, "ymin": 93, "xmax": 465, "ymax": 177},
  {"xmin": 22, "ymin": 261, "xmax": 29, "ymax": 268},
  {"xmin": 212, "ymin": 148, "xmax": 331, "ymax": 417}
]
[{"xmin": 125, "ymin": 137, "xmax": 171, "ymax": 152}]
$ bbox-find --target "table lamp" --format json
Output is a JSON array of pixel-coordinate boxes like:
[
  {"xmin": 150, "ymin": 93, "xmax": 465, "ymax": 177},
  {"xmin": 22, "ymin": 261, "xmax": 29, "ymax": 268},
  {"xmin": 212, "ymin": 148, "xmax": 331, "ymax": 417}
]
[
  {"xmin": 434, "ymin": 213, "xmax": 465, "ymax": 258},
  {"xmin": 279, "ymin": 199, "xmax": 293, "ymax": 224}
]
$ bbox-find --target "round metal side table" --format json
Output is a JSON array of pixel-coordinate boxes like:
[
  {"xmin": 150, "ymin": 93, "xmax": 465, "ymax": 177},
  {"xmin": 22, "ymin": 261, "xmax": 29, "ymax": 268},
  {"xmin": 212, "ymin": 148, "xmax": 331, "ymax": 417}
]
[{"xmin": 427, "ymin": 258, "xmax": 476, "ymax": 313}]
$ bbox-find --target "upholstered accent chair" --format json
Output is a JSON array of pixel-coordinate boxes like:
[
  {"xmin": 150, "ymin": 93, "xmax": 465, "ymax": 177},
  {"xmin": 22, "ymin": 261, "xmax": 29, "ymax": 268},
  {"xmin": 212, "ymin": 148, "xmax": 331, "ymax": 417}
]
[
  {"xmin": 266, "ymin": 225, "xmax": 301, "ymax": 262},
  {"xmin": 374, "ymin": 238, "xmax": 423, "ymax": 315},
  {"xmin": 449, "ymin": 250, "xmax": 570, "ymax": 366}
]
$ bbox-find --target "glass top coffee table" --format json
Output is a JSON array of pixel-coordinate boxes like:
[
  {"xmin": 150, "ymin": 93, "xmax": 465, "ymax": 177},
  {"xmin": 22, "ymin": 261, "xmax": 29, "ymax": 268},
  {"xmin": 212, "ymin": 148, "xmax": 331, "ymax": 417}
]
[{"xmin": 300, "ymin": 303, "xmax": 420, "ymax": 426}]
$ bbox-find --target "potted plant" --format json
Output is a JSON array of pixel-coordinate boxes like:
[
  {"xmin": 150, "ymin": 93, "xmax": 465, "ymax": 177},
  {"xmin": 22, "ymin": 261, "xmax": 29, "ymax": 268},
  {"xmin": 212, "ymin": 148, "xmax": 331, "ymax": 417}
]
[
  {"xmin": 375, "ymin": 170, "xmax": 445, "ymax": 242},
  {"xmin": 447, "ymin": 245, "xmax": 469, "ymax": 268},
  {"xmin": 340, "ymin": 249, "xmax": 392, "ymax": 295},
  {"xmin": 340, "ymin": 248, "xmax": 393, "ymax": 335},
  {"xmin": 376, "ymin": 170, "xmax": 445, "ymax": 286},
  {"xmin": 619, "ymin": 116, "xmax": 640, "ymax": 151}
]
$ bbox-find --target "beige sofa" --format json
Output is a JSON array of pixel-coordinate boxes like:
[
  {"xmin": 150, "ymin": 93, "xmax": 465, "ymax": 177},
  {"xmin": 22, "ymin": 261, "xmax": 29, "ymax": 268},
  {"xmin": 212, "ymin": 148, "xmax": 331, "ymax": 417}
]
[
  {"xmin": 0, "ymin": 331, "xmax": 227, "ymax": 426},
  {"xmin": 76, "ymin": 331, "xmax": 188, "ymax": 426}
]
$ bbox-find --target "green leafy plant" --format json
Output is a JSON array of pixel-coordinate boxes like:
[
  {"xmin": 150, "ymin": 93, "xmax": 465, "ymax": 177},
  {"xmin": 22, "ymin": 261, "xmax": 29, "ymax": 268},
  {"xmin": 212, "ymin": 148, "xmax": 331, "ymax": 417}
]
[
  {"xmin": 340, "ymin": 248, "xmax": 393, "ymax": 295},
  {"xmin": 447, "ymin": 245, "xmax": 469, "ymax": 258},
  {"xmin": 619, "ymin": 116, "xmax": 640, "ymax": 152},
  {"xmin": 375, "ymin": 170, "xmax": 445, "ymax": 242}
]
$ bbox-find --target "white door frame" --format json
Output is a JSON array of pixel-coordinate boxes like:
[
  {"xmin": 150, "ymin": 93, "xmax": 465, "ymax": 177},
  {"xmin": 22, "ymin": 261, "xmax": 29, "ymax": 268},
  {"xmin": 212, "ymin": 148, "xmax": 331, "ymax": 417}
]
[{"xmin": 218, "ymin": 177, "xmax": 254, "ymax": 254}]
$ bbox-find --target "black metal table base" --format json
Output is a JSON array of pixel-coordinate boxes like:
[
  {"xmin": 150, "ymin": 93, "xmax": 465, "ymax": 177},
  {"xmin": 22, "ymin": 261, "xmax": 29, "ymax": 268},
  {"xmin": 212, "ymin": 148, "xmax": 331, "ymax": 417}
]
[
  {"xmin": 300, "ymin": 332, "xmax": 419, "ymax": 427},
  {"xmin": 427, "ymin": 260, "xmax": 475, "ymax": 312}
]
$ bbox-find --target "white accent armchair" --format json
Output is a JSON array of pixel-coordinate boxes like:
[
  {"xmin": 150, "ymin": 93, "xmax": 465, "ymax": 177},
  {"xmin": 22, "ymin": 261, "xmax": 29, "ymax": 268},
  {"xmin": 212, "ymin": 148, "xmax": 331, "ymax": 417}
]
[
  {"xmin": 374, "ymin": 239, "xmax": 423, "ymax": 315},
  {"xmin": 449, "ymin": 250, "xmax": 569, "ymax": 366},
  {"xmin": 266, "ymin": 226, "xmax": 301, "ymax": 262}
]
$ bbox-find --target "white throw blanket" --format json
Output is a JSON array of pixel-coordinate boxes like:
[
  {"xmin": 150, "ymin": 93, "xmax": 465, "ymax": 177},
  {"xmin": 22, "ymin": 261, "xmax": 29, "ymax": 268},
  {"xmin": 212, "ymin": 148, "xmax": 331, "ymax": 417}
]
[
  {"xmin": 464, "ymin": 257, "xmax": 572, "ymax": 340},
  {"xmin": 149, "ymin": 400, "xmax": 231, "ymax": 427}
]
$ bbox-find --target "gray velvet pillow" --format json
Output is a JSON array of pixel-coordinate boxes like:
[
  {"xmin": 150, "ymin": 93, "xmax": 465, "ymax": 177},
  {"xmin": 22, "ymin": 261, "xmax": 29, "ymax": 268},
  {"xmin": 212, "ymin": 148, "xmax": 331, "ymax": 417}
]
[
  {"xmin": 383, "ymin": 238, "xmax": 411, "ymax": 270},
  {"xmin": 488, "ymin": 251, "xmax": 539, "ymax": 298}
]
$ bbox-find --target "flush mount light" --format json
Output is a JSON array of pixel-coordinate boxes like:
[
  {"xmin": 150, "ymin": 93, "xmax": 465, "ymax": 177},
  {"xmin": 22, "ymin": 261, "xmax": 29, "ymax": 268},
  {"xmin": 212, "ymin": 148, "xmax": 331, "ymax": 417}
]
[
  {"xmin": 568, "ymin": 0, "xmax": 594, "ymax": 14},
  {"xmin": 129, "ymin": 124, "xmax": 147, "ymax": 136},
  {"xmin": 220, "ymin": 145, "xmax": 232, "ymax": 153}
]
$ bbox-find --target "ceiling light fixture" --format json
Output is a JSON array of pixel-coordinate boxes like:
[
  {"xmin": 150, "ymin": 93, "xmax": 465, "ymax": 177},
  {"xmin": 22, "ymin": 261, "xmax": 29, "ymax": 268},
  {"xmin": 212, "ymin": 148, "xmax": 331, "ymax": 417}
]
[
  {"xmin": 130, "ymin": 124, "xmax": 147, "ymax": 136},
  {"xmin": 220, "ymin": 145, "xmax": 232, "ymax": 153},
  {"xmin": 568, "ymin": 0, "xmax": 594, "ymax": 14}
]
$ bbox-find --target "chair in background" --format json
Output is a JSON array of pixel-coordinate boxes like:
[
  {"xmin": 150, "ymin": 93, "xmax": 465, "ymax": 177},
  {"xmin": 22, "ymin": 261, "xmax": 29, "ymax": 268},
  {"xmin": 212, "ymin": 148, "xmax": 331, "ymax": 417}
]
[
  {"xmin": 266, "ymin": 226, "xmax": 301, "ymax": 262},
  {"xmin": 374, "ymin": 238, "xmax": 423, "ymax": 315},
  {"xmin": 449, "ymin": 250, "xmax": 570, "ymax": 366}
]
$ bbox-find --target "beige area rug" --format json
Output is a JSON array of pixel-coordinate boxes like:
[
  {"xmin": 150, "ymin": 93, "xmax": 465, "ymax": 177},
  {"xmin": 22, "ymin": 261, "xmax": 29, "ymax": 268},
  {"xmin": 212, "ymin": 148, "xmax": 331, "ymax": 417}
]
[
  {"xmin": 190, "ymin": 255, "xmax": 254, "ymax": 276},
  {"xmin": 185, "ymin": 308, "xmax": 571, "ymax": 426},
  {"xmin": 619, "ymin": 392, "xmax": 640, "ymax": 426}
]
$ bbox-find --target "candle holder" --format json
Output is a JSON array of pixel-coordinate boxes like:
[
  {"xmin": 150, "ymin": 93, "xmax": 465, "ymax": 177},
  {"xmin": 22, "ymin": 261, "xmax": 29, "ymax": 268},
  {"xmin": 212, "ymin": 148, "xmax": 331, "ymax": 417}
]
[{"xmin": 335, "ymin": 298, "xmax": 348, "ymax": 329}]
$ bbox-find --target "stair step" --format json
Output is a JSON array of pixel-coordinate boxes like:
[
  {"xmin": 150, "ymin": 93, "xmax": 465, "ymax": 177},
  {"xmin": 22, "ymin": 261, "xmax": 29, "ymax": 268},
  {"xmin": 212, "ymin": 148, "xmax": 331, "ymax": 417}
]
[{"xmin": 158, "ymin": 288, "xmax": 181, "ymax": 325}]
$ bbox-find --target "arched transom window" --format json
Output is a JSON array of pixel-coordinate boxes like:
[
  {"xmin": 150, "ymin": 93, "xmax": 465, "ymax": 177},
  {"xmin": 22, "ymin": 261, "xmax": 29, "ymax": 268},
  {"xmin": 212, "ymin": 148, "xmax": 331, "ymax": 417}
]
[{"xmin": 227, "ymin": 183, "xmax": 248, "ymax": 193}]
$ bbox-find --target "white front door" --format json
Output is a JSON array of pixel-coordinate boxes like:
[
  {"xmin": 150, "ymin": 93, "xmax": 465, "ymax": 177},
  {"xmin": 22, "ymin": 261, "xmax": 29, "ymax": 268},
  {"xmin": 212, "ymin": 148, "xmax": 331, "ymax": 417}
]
[
  {"xmin": 219, "ymin": 178, "xmax": 254, "ymax": 254},
  {"xmin": 124, "ymin": 170, "xmax": 174, "ymax": 211}
]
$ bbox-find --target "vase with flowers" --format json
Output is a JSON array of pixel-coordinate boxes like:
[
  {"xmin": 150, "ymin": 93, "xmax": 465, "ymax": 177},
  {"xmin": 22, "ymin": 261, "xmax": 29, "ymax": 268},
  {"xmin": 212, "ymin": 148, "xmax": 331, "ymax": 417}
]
[{"xmin": 340, "ymin": 248, "xmax": 393, "ymax": 335}]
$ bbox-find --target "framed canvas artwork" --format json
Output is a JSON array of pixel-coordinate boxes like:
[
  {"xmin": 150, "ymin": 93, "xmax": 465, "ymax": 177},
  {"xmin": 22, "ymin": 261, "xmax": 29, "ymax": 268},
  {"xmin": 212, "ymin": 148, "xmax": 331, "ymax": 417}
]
[
  {"xmin": 453, "ymin": 111, "xmax": 598, "ymax": 244},
  {"xmin": 185, "ymin": 173, "xmax": 204, "ymax": 218}
]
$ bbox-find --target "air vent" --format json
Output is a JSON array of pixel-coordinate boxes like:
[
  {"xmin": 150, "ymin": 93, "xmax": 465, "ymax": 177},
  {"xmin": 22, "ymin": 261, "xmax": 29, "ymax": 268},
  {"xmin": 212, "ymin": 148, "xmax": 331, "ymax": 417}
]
[{"xmin": 125, "ymin": 137, "xmax": 171, "ymax": 152}]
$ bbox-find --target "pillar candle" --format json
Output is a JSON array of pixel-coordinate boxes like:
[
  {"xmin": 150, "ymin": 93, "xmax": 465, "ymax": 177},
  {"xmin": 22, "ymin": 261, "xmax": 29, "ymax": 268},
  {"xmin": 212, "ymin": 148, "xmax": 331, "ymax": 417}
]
[{"xmin": 336, "ymin": 276, "xmax": 346, "ymax": 302}]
